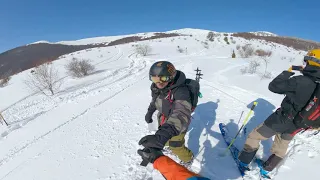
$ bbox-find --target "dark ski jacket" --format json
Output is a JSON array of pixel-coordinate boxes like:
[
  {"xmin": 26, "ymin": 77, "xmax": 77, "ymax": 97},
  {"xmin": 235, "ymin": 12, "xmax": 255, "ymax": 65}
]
[
  {"xmin": 264, "ymin": 65, "xmax": 320, "ymax": 133},
  {"xmin": 147, "ymin": 70, "xmax": 192, "ymax": 135}
]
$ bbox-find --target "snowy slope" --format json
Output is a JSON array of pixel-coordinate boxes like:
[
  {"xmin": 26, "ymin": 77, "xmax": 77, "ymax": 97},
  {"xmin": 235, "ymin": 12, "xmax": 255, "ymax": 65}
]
[{"xmin": 0, "ymin": 29, "xmax": 318, "ymax": 180}]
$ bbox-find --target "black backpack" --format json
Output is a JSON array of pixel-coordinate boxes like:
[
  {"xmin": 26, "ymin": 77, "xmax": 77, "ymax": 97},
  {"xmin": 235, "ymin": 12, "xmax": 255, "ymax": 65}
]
[
  {"xmin": 294, "ymin": 83, "xmax": 320, "ymax": 129},
  {"xmin": 185, "ymin": 78, "xmax": 201, "ymax": 110}
]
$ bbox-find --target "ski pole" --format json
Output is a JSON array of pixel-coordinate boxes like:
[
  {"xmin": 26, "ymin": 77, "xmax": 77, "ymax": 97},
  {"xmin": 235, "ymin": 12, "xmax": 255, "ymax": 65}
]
[
  {"xmin": 223, "ymin": 102, "xmax": 258, "ymax": 155},
  {"xmin": 237, "ymin": 111, "xmax": 244, "ymax": 126}
]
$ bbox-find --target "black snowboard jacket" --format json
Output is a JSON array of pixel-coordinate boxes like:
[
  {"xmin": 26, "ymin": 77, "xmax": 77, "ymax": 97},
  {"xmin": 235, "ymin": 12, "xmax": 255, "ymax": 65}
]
[{"xmin": 264, "ymin": 65, "xmax": 320, "ymax": 134}]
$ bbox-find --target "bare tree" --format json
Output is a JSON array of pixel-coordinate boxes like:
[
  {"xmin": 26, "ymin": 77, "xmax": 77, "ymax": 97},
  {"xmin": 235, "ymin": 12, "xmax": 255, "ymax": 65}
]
[
  {"xmin": 65, "ymin": 58, "xmax": 95, "ymax": 78},
  {"xmin": 255, "ymin": 49, "xmax": 272, "ymax": 78},
  {"xmin": 25, "ymin": 63, "xmax": 62, "ymax": 96},
  {"xmin": 248, "ymin": 60, "xmax": 261, "ymax": 74},
  {"xmin": 135, "ymin": 44, "xmax": 152, "ymax": 56}
]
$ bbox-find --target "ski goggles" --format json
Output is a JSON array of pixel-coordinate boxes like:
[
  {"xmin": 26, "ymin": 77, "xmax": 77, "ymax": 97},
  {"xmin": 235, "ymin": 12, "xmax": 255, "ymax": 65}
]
[
  {"xmin": 304, "ymin": 56, "xmax": 320, "ymax": 64},
  {"xmin": 149, "ymin": 75, "xmax": 171, "ymax": 83}
]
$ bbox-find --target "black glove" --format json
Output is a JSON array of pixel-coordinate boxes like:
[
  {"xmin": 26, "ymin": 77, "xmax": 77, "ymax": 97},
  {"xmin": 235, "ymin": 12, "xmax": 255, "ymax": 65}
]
[
  {"xmin": 145, "ymin": 111, "xmax": 153, "ymax": 123},
  {"xmin": 137, "ymin": 148, "xmax": 163, "ymax": 164},
  {"xmin": 138, "ymin": 123, "xmax": 179, "ymax": 150}
]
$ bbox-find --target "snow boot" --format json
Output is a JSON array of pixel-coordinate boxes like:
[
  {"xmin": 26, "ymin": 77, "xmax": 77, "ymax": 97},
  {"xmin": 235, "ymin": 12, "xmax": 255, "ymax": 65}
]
[
  {"xmin": 263, "ymin": 154, "xmax": 283, "ymax": 172},
  {"xmin": 238, "ymin": 149, "xmax": 258, "ymax": 164}
]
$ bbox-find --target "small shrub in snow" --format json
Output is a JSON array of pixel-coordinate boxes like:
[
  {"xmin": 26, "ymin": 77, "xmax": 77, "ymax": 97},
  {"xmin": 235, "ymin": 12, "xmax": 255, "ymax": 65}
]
[
  {"xmin": 224, "ymin": 33, "xmax": 228, "ymax": 36},
  {"xmin": 224, "ymin": 37, "xmax": 230, "ymax": 44},
  {"xmin": 177, "ymin": 46, "xmax": 184, "ymax": 53},
  {"xmin": 238, "ymin": 44, "xmax": 255, "ymax": 58},
  {"xmin": 207, "ymin": 32, "xmax": 214, "ymax": 41},
  {"xmin": 289, "ymin": 57, "xmax": 295, "ymax": 62},
  {"xmin": 202, "ymin": 41, "xmax": 208, "ymax": 45},
  {"xmin": 240, "ymin": 67, "xmax": 248, "ymax": 74},
  {"xmin": 255, "ymin": 49, "xmax": 272, "ymax": 57},
  {"xmin": 0, "ymin": 70, "xmax": 12, "ymax": 87},
  {"xmin": 0, "ymin": 76, "xmax": 11, "ymax": 87},
  {"xmin": 240, "ymin": 60, "xmax": 261, "ymax": 74},
  {"xmin": 261, "ymin": 71, "xmax": 273, "ymax": 79},
  {"xmin": 134, "ymin": 44, "xmax": 152, "ymax": 56},
  {"xmin": 201, "ymin": 42, "xmax": 209, "ymax": 49},
  {"xmin": 248, "ymin": 60, "xmax": 261, "ymax": 74},
  {"xmin": 66, "ymin": 58, "xmax": 95, "ymax": 78}
]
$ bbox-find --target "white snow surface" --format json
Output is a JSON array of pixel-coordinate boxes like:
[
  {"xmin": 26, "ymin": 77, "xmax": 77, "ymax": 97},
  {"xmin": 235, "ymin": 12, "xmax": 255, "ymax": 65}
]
[{"xmin": 0, "ymin": 29, "xmax": 318, "ymax": 180}]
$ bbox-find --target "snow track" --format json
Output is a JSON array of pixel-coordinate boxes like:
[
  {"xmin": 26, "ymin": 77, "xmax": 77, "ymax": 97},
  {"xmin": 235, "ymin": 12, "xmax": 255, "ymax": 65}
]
[
  {"xmin": 0, "ymin": 32, "xmax": 318, "ymax": 180},
  {"xmin": 0, "ymin": 47, "xmax": 149, "ymax": 180}
]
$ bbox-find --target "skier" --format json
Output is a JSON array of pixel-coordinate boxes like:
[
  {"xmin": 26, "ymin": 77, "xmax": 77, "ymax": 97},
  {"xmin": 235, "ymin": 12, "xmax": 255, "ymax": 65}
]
[
  {"xmin": 238, "ymin": 49, "xmax": 320, "ymax": 175},
  {"xmin": 139, "ymin": 61, "xmax": 194, "ymax": 166},
  {"xmin": 137, "ymin": 147, "xmax": 210, "ymax": 180}
]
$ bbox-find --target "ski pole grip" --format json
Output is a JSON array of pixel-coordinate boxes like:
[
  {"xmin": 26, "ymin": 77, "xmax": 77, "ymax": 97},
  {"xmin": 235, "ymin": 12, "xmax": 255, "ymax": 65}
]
[
  {"xmin": 251, "ymin": 102, "xmax": 258, "ymax": 110},
  {"xmin": 140, "ymin": 160, "xmax": 149, "ymax": 166}
]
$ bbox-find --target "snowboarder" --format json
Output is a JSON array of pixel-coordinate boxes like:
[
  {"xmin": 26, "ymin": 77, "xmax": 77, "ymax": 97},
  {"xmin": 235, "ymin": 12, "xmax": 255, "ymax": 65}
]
[
  {"xmin": 137, "ymin": 147, "xmax": 210, "ymax": 180},
  {"xmin": 237, "ymin": 49, "xmax": 320, "ymax": 175},
  {"xmin": 139, "ymin": 61, "xmax": 194, "ymax": 166}
]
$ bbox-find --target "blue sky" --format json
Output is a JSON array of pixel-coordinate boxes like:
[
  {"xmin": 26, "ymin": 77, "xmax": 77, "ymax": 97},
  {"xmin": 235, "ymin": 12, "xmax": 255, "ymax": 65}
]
[{"xmin": 1, "ymin": 0, "xmax": 319, "ymax": 53}]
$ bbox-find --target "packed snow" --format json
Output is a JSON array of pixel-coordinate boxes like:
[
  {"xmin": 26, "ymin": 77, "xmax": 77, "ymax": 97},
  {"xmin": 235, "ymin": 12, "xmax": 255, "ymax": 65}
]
[{"xmin": 0, "ymin": 28, "xmax": 318, "ymax": 180}]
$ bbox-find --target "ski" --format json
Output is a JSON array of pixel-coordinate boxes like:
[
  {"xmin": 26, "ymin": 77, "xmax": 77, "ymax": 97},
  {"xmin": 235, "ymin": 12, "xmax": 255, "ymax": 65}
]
[
  {"xmin": 219, "ymin": 123, "xmax": 248, "ymax": 177},
  {"xmin": 254, "ymin": 158, "xmax": 271, "ymax": 179}
]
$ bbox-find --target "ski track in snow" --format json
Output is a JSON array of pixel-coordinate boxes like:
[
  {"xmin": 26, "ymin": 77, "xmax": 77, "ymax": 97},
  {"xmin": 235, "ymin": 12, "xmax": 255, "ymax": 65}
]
[
  {"xmin": 0, "ymin": 34, "xmax": 318, "ymax": 180},
  {"xmin": 0, "ymin": 48, "xmax": 149, "ymax": 177}
]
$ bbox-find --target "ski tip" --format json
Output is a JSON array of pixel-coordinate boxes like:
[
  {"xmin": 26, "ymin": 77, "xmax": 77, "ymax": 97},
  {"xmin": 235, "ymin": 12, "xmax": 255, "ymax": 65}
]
[{"xmin": 262, "ymin": 174, "xmax": 271, "ymax": 179}]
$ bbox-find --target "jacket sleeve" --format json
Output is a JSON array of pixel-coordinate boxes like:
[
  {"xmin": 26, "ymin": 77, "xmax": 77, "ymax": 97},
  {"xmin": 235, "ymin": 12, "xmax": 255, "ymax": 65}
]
[
  {"xmin": 147, "ymin": 84, "xmax": 157, "ymax": 114},
  {"xmin": 268, "ymin": 71, "xmax": 297, "ymax": 94},
  {"xmin": 153, "ymin": 156, "xmax": 200, "ymax": 180},
  {"xmin": 166, "ymin": 87, "xmax": 192, "ymax": 134}
]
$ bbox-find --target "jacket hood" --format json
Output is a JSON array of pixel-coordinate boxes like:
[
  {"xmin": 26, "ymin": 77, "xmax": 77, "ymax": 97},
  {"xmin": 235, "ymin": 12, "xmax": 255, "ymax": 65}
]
[
  {"xmin": 302, "ymin": 65, "xmax": 320, "ymax": 82},
  {"xmin": 168, "ymin": 70, "xmax": 186, "ymax": 90}
]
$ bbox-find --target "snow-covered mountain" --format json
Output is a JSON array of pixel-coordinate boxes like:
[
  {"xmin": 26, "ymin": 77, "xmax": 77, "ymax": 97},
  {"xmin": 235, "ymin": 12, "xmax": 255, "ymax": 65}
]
[
  {"xmin": 0, "ymin": 28, "xmax": 319, "ymax": 180},
  {"xmin": 27, "ymin": 28, "xmax": 277, "ymax": 46}
]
